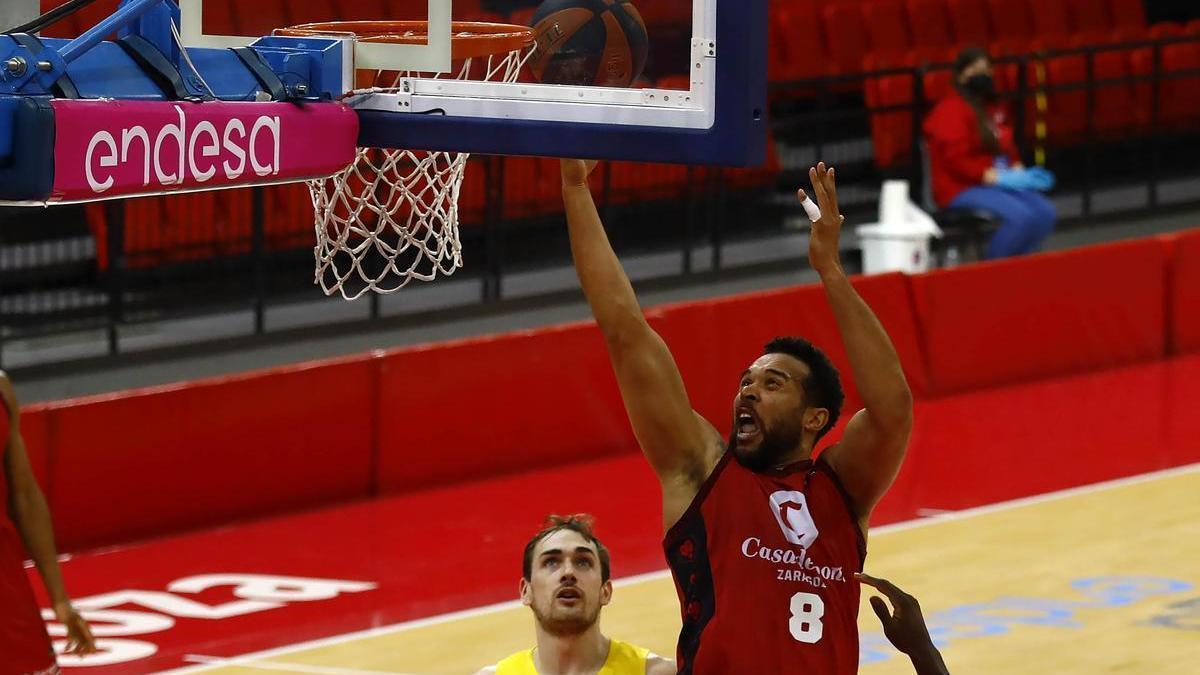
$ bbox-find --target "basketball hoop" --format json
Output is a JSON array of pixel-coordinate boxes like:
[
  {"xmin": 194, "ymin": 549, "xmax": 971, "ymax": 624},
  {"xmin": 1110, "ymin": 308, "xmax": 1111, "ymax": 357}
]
[{"xmin": 278, "ymin": 21, "xmax": 534, "ymax": 300}]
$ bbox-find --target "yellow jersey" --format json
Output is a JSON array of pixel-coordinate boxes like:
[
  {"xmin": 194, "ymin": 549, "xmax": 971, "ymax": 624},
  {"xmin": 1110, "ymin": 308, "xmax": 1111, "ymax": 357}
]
[{"xmin": 493, "ymin": 638, "xmax": 651, "ymax": 675}]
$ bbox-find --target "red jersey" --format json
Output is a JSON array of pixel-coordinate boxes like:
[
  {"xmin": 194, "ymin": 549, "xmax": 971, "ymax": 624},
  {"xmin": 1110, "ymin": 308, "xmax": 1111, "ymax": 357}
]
[
  {"xmin": 0, "ymin": 406, "xmax": 58, "ymax": 675},
  {"xmin": 924, "ymin": 91, "xmax": 1021, "ymax": 207},
  {"xmin": 664, "ymin": 453, "xmax": 865, "ymax": 674}
]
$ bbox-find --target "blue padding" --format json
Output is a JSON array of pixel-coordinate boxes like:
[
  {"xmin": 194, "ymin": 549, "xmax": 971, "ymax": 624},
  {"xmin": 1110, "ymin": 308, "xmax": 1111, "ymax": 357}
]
[
  {"xmin": 357, "ymin": 0, "xmax": 768, "ymax": 166},
  {"xmin": 0, "ymin": 97, "xmax": 56, "ymax": 202}
]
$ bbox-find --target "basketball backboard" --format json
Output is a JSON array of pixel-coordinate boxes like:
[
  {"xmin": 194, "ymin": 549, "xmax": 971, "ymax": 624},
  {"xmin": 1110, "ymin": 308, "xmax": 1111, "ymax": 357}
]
[{"xmin": 180, "ymin": 0, "xmax": 768, "ymax": 167}]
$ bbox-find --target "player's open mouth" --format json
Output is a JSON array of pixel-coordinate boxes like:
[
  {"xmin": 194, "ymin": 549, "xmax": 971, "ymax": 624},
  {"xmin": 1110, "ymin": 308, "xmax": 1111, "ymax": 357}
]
[
  {"xmin": 736, "ymin": 410, "xmax": 760, "ymax": 440},
  {"xmin": 556, "ymin": 588, "xmax": 583, "ymax": 603}
]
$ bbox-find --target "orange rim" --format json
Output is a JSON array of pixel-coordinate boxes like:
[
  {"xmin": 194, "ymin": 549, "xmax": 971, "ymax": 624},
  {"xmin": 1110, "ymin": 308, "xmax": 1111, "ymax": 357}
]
[{"xmin": 278, "ymin": 21, "xmax": 534, "ymax": 62}]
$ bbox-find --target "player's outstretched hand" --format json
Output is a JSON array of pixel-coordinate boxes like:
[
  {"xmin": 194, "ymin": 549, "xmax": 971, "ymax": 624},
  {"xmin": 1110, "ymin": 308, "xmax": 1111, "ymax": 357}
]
[
  {"xmin": 55, "ymin": 600, "xmax": 97, "ymax": 656},
  {"xmin": 856, "ymin": 572, "xmax": 949, "ymax": 675},
  {"xmin": 800, "ymin": 162, "xmax": 846, "ymax": 276},
  {"xmin": 561, "ymin": 158, "xmax": 599, "ymax": 188}
]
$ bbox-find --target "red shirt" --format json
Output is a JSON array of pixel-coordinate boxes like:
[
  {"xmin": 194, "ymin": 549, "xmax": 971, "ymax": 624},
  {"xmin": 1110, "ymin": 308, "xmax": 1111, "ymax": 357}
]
[
  {"xmin": 0, "ymin": 407, "xmax": 58, "ymax": 675},
  {"xmin": 924, "ymin": 91, "xmax": 1021, "ymax": 207},
  {"xmin": 664, "ymin": 454, "xmax": 866, "ymax": 674}
]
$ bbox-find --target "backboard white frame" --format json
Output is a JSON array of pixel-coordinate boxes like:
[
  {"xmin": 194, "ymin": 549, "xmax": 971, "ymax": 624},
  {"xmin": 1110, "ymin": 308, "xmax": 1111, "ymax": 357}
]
[
  {"xmin": 178, "ymin": 0, "xmax": 452, "ymax": 73},
  {"xmin": 350, "ymin": 0, "xmax": 718, "ymax": 130},
  {"xmin": 180, "ymin": 0, "xmax": 717, "ymax": 131}
]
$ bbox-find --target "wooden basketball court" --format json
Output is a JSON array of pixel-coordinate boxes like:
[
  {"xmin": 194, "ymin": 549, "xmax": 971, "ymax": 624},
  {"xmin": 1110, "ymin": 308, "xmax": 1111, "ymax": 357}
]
[{"xmin": 170, "ymin": 464, "xmax": 1200, "ymax": 675}]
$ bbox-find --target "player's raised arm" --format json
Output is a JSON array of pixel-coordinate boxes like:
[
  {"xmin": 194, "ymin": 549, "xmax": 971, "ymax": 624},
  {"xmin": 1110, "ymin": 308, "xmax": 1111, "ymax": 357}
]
[
  {"xmin": 803, "ymin": 164, "xmax": 914, "ymax": 523},
  {"xmin": 561, "ymin": 160, "xmax": 722, "ymax": 516}
]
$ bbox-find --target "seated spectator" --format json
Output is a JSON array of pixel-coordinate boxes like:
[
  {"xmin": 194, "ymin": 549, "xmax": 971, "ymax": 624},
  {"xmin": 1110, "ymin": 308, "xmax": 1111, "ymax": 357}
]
[{"xmin": 925, "ymin": 47, "xmax": 1057, "ymax": 260}]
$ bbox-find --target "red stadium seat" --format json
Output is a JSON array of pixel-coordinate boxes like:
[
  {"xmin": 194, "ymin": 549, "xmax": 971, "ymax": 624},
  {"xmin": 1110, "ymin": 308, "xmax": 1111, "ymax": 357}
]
[
  {"xmin": 1066, "ymin": 0, "xmax": 1114, "ymax": 34},
  {"xmin": 906, "ymin": 0, "xmax": 956, "ymax": 49},
  {"xmin": 1108, "ymin": 0, "xmax": 1147, "ymax": 29},
  {"xmin": 1128, "ymin": 24, "xmax": 1198, "ymax": 131},
  {"xmin": 1127, "ymin": 24, "xmax": 1177, "ymax": 130},
  {"xmin": 864, "ymin": 49, "xmax": 938, "ymax": 168},
  {"xmin": 1027, "ymin": 0, "xmax": 1073, "ymax": 38},
  {"xmin": 769, "ymin": 0, "xmax": 828, "ymax": 83},
  {"xmin": 986, "ymin": 38, "xmax": 1028, "ymax": 95},
  {"xmin": 1159, "ymin": 39, "xmax": 1200, "ymax": 130},
  {"xmin": 1027, "ymin": 37, "xmax": 1089, "ymax": 143},
  {"xmin": 922, "ymin": 60, "xmax": 958, "ymax": 102},
  {"xmin": 606, "ymin": 160, "xmax": 691, "ymax": 205},
  {"xmin": 863, "ymin": 0, "xmax": 913, "ymax": 53},
  {"xmin": 821, "ymin": 2, "xmax": 871, "ymax": 80},
  {"xmin": 987, "ymin": 0, "xmax": 1033, "ymax": 42},
  {"xmin": 1070, "ymin": 32, "xmax": 1139, "ymax": 136},
  {"xmin": 725, "ymin": 126, "xmax": 781, "ymax": 190},
  {"xmin": 454, "ymin": 159, "xmax": 486, "ymax": 227},
  {"xmin": 947, "ymin": 0, "xmax": 992, "ymax": 47}
]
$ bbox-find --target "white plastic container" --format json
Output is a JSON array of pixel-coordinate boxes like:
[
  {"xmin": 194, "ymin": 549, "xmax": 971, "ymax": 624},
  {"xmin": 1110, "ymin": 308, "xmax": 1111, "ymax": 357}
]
[{"xmin": 855, "ymin": 180, "xmax": 942, "ymax": 275}]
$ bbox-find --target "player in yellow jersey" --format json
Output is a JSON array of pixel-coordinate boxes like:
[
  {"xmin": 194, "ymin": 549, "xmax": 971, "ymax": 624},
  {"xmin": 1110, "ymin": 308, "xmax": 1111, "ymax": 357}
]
[{"xmin": 476, "ymin": 515, "xmax": 675, "ymax": 675}]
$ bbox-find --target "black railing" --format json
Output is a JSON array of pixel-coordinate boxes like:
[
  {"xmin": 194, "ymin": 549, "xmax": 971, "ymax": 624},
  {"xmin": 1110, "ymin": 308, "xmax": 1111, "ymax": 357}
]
[{"xmin": 1, "ymin": 32, "xmax": 1199, "ymax": 368}]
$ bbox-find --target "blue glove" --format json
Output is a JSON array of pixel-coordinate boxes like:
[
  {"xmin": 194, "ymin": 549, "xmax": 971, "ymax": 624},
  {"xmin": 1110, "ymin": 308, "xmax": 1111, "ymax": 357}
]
[
  {"xmin": 994, "ymin": 168, "xmax": 1029, "ymax": 190},
  {"xmin": 1024, "ymin": 166, "xmax": 1056, "ymax": 192},
  {"xmin": 995, "ymin": 167, "xmax": 1056, "ymax": 192}
]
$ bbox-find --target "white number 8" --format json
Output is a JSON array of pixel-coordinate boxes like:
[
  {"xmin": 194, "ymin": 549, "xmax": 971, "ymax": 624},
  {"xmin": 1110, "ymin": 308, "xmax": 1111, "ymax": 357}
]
[{"xmin": 789, "ymin": 592, "xmax": 825, "ymax": 643}]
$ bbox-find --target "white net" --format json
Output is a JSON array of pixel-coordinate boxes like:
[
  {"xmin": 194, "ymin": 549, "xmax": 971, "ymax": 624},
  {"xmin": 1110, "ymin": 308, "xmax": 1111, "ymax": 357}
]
[{"xmin": 311, "ymin": 32, "xmax": 531, "ymax": 300}]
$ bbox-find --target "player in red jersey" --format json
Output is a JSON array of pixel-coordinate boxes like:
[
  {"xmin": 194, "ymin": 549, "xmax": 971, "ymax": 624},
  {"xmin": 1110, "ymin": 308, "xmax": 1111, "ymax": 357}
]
[
  {"xmin": 1, "ymin": 372, "xmax": 96, "ymax": 673},
  {"xmin": 561, "ymin": 159, "xmax": 912, "ymax": 673}
]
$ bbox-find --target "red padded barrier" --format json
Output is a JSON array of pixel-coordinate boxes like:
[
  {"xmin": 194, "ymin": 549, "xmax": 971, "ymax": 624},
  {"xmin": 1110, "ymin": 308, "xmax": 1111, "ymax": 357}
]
[
  {"xmin": 16, "ymin": 406, "xmax": 53, "ymax": 495},
  {"xmin": 46, "ymin": 356, "xmax": 379, "ymax": 550},
  {"xmin": 909, "ymin": 360, "xmax": 1172, "ymax": 510},
  {"xmin": 910, "ymin": 238, "xmax": 1168, "ymax": 395},
  {"xmin": 654, "ymin": 272, "xmax": 929, "ymax": 448},
  {"xmin": 1167, "ymin": 228, "xmax": 1200, "ymax": 355},
  {"xmin": 1165, "ymin": 355, "xmax": 1200, "ymax": 466},
  {"xmin": 375, "ymin": 321, "xmax": 641, "ymax": 494}
]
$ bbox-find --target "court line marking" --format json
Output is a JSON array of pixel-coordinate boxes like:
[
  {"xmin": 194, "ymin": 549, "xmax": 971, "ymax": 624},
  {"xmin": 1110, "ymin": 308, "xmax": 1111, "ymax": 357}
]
[
  {"xmin": 182, "ymin": 654, "xmax": 415, "ymax": 675},
  {"xmin": 162, "ymin": 461, "xmax": 1200, "ymax": 674}
]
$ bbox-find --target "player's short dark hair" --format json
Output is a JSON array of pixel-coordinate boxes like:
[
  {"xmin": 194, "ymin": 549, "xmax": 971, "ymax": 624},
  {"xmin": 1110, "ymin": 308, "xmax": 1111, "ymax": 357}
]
[
  {"xmin": 764, "ymin": 336, "xmax": 845, "ymax": 443},
  {"xmin": 522, "ymin": 514, "xmax": 612, "ymax": 582}
]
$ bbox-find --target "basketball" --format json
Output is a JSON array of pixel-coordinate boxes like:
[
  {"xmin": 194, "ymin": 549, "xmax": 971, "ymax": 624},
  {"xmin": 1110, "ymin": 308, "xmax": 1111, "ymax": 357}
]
[{"xmin": 527, "ymin": 0, "xmax": 649, "ymax": 88}]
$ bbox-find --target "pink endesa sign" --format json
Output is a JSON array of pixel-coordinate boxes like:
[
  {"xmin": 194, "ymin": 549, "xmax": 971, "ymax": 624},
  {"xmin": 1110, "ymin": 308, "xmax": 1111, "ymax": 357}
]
[{"xmin": 50, "ymin": 99, "xmax": 359, "ymax": 202}]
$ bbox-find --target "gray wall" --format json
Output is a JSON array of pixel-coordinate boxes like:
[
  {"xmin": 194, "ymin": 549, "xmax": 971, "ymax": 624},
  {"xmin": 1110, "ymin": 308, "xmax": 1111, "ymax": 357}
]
[{"xmin": 0, "ymin": 0, "xmax": 38, "ymax": 33}]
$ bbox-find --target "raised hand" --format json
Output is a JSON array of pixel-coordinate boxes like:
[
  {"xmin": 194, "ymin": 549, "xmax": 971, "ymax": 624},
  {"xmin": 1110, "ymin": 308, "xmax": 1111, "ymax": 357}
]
[
  {"xmin": 800, "ymin": 162, "xmax": 846, "ymax": 275},
  {"xmin": 560, "ymin": 158, "xmax": 599, "ymax": 188},
  {"xmin": 856, "ymin": 573, "xmax": 949, "ymax": 675}
]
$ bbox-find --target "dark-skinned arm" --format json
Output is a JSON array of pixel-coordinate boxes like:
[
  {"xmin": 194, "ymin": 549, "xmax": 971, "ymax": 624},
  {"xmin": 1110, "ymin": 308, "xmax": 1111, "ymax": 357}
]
[
  {"xmin": 561, "ymin": 160, "xmax": 722, "ymax": 529},
  {"xmin": 802, "ymin": 164, "xmax": 914, "ymax": 525}
]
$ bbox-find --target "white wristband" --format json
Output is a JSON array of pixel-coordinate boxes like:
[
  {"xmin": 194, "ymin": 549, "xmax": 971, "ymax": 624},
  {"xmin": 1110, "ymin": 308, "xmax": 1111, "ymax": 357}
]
[{"xmin": 801, "ymin": 196, "xmax": 823, "ymax": 222}]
